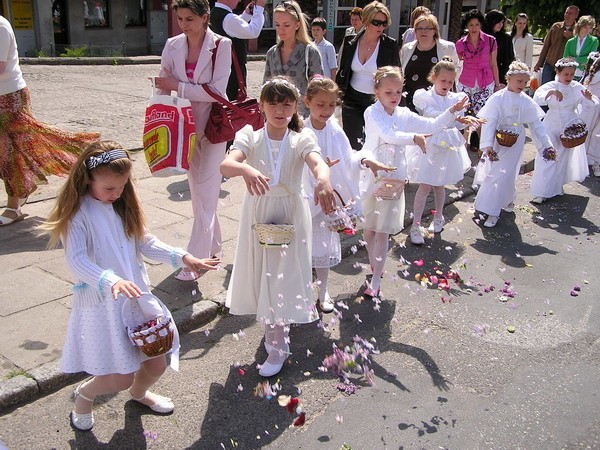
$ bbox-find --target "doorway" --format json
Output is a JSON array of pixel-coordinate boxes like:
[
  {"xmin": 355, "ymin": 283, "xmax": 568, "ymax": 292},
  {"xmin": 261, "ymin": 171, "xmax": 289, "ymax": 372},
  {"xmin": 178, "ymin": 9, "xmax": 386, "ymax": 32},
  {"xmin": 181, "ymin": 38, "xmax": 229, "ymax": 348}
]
[{"xmin": 52, "ymin": 0, "xmax": 69, "ymax": 45}]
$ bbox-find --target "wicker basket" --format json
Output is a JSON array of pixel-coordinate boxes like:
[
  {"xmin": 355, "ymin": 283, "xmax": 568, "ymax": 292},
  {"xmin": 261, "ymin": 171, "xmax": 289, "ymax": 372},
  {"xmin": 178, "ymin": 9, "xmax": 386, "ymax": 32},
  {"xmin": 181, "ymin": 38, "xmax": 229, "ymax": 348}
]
[
  {"xmin": 326, "ymin": 190, "xmax": 360, "ymax": 233},
  {"xmin": 560, "ymin": 118, "xmax": 588, "ymax": 149},
  {"xmin": 495, "ymin": 129, "xmax": 519, "ymax": 147},
  {"xmin": 373, "ymin": 177, "xmax": 405, "ymax": 200},
  {"xmin": 129, "ymin": 316, "xmax": 175, "ymax": 357},
  {"xmin": 253, "ymin": 223, "xmax": 296, "ymax": 246}
]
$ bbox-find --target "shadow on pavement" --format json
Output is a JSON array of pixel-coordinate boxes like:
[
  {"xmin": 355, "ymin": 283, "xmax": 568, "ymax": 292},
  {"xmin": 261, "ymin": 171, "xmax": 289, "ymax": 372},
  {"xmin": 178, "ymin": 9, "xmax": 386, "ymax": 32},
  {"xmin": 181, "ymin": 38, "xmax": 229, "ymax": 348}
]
[
  {"xmin": 530, "ymin": 193, "xmax": 600, "ymax": 237},
  {"xmin": 0, "ymin": 216, "xmax": 49, "ymax": 256}
]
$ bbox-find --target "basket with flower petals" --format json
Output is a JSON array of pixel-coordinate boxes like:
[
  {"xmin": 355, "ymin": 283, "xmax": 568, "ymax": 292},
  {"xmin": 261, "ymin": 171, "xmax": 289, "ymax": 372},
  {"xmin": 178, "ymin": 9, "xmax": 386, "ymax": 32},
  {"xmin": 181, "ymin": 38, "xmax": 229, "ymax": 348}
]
[{"xmin": 560, "ymin": 118, "xmax": 588, "ymax": 149}]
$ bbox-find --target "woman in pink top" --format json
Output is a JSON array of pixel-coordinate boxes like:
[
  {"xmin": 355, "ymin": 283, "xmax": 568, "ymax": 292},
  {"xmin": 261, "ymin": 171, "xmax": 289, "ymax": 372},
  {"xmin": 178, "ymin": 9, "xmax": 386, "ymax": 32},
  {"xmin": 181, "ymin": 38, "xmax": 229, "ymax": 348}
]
[{"xmin": 455, "ymin": 9, "xmax": 500, "ymax": 151}]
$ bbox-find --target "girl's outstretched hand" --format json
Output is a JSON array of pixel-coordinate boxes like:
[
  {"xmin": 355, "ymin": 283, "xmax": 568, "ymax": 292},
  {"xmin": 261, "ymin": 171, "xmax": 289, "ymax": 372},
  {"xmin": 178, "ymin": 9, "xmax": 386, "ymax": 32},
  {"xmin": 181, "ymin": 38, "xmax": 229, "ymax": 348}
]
[
  {"xmin": 112, "ymin": 280, "xmax": 143, "ymax": 300},
  {"xmin": 325, "ymin": 157, "xmax": 341, "ymax": 168},
  {"xmin": 183, "ymin": 254, "xmax": 221, "ymax": 273},
  {"xmin": 242, "ymin": 166, "xmax": 270, "ymax": 196},
  {"xmin": 413, "ymin": 134, "xmax": 432, "ymax": 153},
  {"xmin": 582, "ymin": 89, "xmax": 593, "ymax": 101},
  {"xmin": 362, "ymin": 158, "xmax": 396, "ymax": 177},
  {"xmin": 314, "ymin": 179, "xmax": 336, "ymax": 214},
  {"xmin": 451, "ymin": 96, "xmax": 470, "ymax": 113}
]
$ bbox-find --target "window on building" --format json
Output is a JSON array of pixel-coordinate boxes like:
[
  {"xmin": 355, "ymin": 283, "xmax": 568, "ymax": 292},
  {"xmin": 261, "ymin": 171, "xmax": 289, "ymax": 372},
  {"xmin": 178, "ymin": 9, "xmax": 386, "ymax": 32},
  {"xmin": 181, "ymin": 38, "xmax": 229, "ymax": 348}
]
[
  {"xmin": 126, "ymin": 0, "xmax": 147, "ymax": 27},
  {"xmin": 84, "ymin": 0, "xmax": 109, "ymax": 28}
]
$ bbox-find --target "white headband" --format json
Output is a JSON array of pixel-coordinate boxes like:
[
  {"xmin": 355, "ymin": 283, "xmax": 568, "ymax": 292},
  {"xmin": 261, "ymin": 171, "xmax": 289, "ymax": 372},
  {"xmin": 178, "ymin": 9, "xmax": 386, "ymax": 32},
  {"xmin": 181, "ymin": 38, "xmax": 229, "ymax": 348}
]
[
  {"xmin": 261, "ymin": 78, "xmax": 302, "ymax": 98},
  {"xmin": 506, "ymin": 68, "xmax": 531, "ymax": 77},
  {"xmin": 555, "ymin": 58, "xmax": 579, "ymax": 69}
]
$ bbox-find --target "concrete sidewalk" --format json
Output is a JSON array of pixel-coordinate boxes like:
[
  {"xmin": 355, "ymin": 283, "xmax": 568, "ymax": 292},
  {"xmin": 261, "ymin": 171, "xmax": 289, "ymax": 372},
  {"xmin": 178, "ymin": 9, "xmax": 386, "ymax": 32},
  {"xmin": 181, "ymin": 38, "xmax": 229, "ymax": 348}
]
[{"xmin": 0, "ymin": 60, "xmax": 540, "ymax": 412}]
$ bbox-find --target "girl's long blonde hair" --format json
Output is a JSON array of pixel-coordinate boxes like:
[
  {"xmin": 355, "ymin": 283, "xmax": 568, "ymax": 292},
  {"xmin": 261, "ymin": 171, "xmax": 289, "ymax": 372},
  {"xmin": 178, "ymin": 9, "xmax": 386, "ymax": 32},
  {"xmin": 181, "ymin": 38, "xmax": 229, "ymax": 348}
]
[
  {"xmin": 41, "ymin": 141, "xmax": 146, "ymax": 249},
  {"xmin": 273, "ymin": 0, "xmax": 312, "ymax": 46}
]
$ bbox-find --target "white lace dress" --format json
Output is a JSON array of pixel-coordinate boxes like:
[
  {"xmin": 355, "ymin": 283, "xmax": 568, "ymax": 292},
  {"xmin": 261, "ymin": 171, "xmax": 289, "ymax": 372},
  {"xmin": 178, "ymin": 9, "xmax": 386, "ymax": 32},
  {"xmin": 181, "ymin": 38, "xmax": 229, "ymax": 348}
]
[
  {"xmin": 411, "ymin": 88, "xmax": 471, "ymax": 185},
  {"xmin": 225, "ymin": 125, "xmax": 320, "ymax": 326},
  {"xmin": 302, "ymin": 118, "xmax": 364, "ymax": 268}
]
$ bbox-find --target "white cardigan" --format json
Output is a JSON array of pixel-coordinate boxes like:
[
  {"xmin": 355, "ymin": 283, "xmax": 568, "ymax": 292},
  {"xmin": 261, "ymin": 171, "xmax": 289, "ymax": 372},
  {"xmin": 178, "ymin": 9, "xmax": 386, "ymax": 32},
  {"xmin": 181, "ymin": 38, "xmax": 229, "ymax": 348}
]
[{"xmin": 400, "ymin": 39, "xmax": 460, "ymax": 76}]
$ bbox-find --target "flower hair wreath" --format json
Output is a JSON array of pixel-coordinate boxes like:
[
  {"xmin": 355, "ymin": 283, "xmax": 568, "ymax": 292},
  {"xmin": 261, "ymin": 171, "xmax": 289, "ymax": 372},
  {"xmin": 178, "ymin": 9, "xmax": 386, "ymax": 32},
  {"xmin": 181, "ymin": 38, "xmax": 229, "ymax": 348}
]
[
  {"xmin": 506, "ymin": 68, "xmax": 531, "ymax": 77},
  {"xmin": 555, "ymin": 58, "xmax": 579, "ymax": 69}
]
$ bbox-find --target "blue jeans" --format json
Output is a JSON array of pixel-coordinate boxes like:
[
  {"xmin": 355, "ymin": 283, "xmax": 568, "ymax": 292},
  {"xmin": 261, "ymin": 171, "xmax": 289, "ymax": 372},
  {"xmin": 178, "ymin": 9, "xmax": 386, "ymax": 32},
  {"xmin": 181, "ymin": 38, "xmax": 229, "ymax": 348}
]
[{"xmin": 542, "ymin": 63, "xmax": 556, "ymax": 84}]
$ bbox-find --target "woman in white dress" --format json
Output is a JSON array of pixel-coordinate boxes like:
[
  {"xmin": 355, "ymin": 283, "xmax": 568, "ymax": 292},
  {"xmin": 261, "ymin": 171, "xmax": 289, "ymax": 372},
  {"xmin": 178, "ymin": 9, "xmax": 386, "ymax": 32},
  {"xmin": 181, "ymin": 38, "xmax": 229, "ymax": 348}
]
[
  {"xmin": 581, "ymin": 53, "xmax": 600, "ymax": 176},
  {"xmin": 473, "ymin": 61, "xmax": 554, "ymax": 228},
  {"xmin": 221, "ymin": 77, "xmax": 335, "ymax": 378},
  {"xmin": 531, "ymin": 57, "xmax": 595, "ymax": 203}
]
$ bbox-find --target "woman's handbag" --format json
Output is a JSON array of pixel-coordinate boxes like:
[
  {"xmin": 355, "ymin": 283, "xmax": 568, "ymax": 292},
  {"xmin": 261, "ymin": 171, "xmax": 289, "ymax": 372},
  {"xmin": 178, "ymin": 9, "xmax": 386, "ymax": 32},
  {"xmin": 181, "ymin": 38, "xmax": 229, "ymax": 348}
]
[
  {"xmin": 143, "ymin": 84, "xmax": 195, "ymax": 176},
  {"xmin": 203, "ymin": 40, "xmax": 264, "ymax": 144}
]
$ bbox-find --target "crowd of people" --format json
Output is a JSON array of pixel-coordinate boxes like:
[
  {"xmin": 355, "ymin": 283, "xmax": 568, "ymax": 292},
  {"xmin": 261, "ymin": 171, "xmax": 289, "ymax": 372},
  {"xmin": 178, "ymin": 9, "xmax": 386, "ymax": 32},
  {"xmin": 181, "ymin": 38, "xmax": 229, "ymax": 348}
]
[{"xmin": 3, "ymin": 0, "xmax": 600, "ymax": 433}]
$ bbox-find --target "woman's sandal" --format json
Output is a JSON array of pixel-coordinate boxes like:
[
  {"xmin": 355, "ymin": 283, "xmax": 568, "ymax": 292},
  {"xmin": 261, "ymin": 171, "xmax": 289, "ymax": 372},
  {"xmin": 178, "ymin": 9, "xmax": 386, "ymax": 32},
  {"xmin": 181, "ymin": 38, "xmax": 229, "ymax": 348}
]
[
  {"xmin": 71, "ymin": 382, "xmax": 95, "ymax": 431},
  {"xmin": 130, "ymin": 390, "xmax": 174, "ymax": 414},
  {"xmin": 0, "ymin": 207, "xmax": 25, "ymax": 226}
]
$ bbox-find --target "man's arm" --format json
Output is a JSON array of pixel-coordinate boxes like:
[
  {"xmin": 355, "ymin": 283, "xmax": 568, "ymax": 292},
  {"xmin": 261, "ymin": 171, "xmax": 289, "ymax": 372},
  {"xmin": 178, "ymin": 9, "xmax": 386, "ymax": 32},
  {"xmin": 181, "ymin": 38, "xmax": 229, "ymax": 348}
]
[
  {"xmin": 535, "ymin": 23, "xmax": 558, "ymax": 70},
  {"xmin": 222, "ymin": 2, "xmax": 265, "ymax": 40}
]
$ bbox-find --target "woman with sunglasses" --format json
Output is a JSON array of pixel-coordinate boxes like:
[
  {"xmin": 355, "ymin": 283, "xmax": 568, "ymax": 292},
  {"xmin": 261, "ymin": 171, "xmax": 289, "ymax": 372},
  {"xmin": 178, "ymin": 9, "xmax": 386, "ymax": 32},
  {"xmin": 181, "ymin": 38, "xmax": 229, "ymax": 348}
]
[
  {"xmin": 336, "ymin": 1, "xmax": 400, "ymax": 150},
  {"xmin": 400, "ymin": 13, "xmax": 459, "ymax": 112},
  {"xmin": 263, "ymin": 0, "xmax": 323, "ymax": 117}
]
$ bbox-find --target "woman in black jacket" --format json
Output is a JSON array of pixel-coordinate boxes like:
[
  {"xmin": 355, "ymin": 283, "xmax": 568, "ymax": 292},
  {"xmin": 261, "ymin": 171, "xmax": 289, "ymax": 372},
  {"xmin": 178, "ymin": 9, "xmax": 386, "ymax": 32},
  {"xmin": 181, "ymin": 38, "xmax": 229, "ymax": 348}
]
[
  {"xmin": 484, "ymin": 9, "xmax": 515, "ymax": 86},
  {"xmin": 336, "ymin": 1, "xmax": 400, "ymax": 150}
]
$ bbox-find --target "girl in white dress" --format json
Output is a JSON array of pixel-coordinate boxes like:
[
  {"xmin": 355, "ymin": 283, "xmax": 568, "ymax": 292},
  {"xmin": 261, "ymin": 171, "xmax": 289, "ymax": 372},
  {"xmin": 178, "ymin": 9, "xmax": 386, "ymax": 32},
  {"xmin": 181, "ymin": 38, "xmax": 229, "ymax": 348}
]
[
  {"xmin": 582, "ymin": 53, "xmax": 600, "ymax": 176},
  {"xmin": 531, "ymin": 58, "xmax": 595, "ymax": 203},
  {"xmin": 42, "ymin": 141, "xmax": 219, "ymax": 431},
  {"xmin": 410, "ymin": 59, "xmax": 479, "ymax": 245},
  {"xmin": 360, "ymin": 66, "xmax": 468, "ymax": 298},
  {"xmin": 302, "ymin": 77, "xmax": 394, "ymax": 313},
  {"xmin": 221, "ymin": 77, "xmax": 336, "ymax": 378},
  {"xmin": 473, "ymin": 61, "xmax": 554, "ymax": 227}
]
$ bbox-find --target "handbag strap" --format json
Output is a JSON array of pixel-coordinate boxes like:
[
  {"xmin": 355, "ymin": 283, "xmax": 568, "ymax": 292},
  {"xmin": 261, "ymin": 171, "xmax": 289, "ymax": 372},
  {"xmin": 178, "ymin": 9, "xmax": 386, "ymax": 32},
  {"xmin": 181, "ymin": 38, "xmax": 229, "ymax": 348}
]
[{"xmin": 209, "ymin": 36, "xmax": 248, "ymax": 98}]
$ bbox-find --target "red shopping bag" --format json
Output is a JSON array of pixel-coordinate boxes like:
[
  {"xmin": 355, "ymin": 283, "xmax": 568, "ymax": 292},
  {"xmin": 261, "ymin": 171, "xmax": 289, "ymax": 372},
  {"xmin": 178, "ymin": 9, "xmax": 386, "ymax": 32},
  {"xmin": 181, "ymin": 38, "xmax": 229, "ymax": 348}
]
[{"xmin": 143, "ymin": 93, "xmax": 196, "ymax": 176}]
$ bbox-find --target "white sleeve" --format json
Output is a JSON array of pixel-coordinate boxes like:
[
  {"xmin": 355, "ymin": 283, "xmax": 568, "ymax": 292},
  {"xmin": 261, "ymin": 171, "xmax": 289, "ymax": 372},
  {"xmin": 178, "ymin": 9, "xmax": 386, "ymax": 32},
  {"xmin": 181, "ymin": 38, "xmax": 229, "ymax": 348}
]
[
  {"xmin": 327, "ymin": 44, "xmax": 338, "ymax": 69},
  {"xmin": 64, "ymin": 216, "xmax": 122, "ymax": 295},
  {"xmin": 528, "ymin": 118, "xmax": 553, "ymax": 151},
  {"xmin": 139, "ymin": 231, "xmax": 188, "ymax": 268},
  {"xmin": 0, "ymin": 25, "xmax": 11, "ymax": 62},
  {"xmin": 533, "ymin": 81, "xmax": 556, "ymax": 107},
  {"xmin": 395, "ymin": 108, "xmax": 458, "ymax": 134},
  {"xmin": 177, "ymin": 39, "xmax": 232, "ymax": 101},
  {"xmin": 525, "ymin": 34, "xmax": 534, "ymax": 68},
  {"xmin": 222, "ymin": 7, "xmax": 265, "ymax": 39},
  {"xmin": 364, "ymin": 107, "xmax": 416, "ymax": 146}
]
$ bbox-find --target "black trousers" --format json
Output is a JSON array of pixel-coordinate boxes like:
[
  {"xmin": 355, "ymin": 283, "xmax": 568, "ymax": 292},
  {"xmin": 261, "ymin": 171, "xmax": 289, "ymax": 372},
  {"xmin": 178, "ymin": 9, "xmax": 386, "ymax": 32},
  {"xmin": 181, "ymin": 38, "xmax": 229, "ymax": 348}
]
[{"xmin": 341, "ymin": 86, "xmax": 375, "ymax": 150}]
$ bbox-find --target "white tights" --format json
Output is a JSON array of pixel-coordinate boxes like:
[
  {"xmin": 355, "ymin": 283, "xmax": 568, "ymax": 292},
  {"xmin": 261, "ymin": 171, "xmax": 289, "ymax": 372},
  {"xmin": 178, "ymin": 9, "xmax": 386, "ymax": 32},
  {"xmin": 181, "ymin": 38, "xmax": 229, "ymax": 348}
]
[
  {"xmin": 412, "ymin": 184, "xmax": 445, "ymax": 227},
  {"xmin": 264, "ymin": 324, "xmax": 290, "ymax": 365},
  {"xmin": 315, "ymin": 267, "xmax": 330, "ymax": 300},
  {"xmin": 363, "ymin": 229, "xmax": 389, "ymax": 292}
]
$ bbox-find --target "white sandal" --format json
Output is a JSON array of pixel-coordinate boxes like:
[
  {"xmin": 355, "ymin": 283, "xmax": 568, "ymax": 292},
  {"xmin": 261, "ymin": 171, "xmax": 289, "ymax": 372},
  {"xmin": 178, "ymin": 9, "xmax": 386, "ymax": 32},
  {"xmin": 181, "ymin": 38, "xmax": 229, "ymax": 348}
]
[
  {"xmin": 71, "ymin": 382, "xmax": 94, "ymax": 431},
  {"xmin": 130, "ymin": 390, "xmax": 174, "ymax": 414},
  {"xmin": 0, "ymin": 207, "xmax": 25, "ymax": 226}
]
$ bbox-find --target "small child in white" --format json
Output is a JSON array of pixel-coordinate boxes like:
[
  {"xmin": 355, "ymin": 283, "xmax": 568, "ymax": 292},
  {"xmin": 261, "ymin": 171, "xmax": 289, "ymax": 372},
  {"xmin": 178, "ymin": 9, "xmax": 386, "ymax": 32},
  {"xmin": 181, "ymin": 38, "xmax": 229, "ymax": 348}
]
[
  {"xmin": 360, "ymin": 66, "xmax": 468, "ymax": 298},
  {"xmin": 531, "ymin": 57, "xmax": 596, "ymax": 203},
  {"xmin": 302, "ymin": 76, "xmax": 393, "ymax": 312},
  {"xmin": 410, "ymin": 58, "xmax": 480, "ymax": 245},
  {"xmin": 473, "ymin": 61, "xmax": 554, "ymax": 227}
]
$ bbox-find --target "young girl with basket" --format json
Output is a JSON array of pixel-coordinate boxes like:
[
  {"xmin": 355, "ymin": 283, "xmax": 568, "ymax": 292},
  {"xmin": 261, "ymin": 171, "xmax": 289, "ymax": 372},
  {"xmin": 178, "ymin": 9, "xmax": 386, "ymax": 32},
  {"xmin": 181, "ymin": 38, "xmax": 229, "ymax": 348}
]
[
  {"xmin": 409, "ymin": 58, "xmax": 480, "ymax": 245},
  {"xmin": 42, "ymin": 141, "xmax": 219, "ymax": 431},
  {"xmin": 221, "ymin": 77, "xmax": 336, "ymax": 378},
  {"xmin": 302, "ymin": 76, "xmax": 394, "ymax": 313},
  {"xmin": 473, "ymin": 61, "xmax": 554, "ymax": 228},
  {"xmin": 360, "ymin": 66, "xmax": 468, "ymax": 298},
  {"xmin": 530, "ymin": 58, "xmax": 596, "ymax": 203}
]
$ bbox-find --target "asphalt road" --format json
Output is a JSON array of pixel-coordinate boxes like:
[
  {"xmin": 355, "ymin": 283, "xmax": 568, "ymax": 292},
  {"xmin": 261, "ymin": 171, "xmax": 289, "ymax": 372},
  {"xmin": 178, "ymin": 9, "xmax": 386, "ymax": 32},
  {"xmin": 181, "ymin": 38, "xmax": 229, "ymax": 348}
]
[{"xmin": 1, "ymin": 162, "xmax": 599, "ymax": 448}]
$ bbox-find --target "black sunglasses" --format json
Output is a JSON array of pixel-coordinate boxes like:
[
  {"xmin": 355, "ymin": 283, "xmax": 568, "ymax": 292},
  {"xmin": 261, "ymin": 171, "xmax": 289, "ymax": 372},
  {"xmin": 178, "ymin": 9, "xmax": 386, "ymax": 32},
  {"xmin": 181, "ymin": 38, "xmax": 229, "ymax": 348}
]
[{"xmin": 371, "ymin": 19, "xmax": 388, "ymax": 27}]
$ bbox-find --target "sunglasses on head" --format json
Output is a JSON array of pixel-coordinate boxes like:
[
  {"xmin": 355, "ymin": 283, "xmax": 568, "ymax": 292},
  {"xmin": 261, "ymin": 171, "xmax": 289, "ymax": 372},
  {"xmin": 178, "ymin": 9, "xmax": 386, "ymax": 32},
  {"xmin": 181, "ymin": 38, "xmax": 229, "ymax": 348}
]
[{"xmin": 371, "ymin": 19, "xmax": 388, "ymax": 27}]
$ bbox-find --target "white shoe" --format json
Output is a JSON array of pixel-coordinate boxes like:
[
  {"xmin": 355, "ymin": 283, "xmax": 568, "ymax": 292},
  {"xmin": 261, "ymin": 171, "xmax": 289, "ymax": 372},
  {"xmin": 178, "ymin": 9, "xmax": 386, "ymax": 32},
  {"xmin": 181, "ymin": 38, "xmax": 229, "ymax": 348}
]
[
  {"xmin": 130, "ymin": 391, "xmax": 174, "ymax": 414},
  {"xmin": 318, "ymin": 292, "xmax": 335, "ymax": 313},
  {"xmin": 503, "ymin": 202, "xmax": 514, "ymax": 213},
  {"xmin": 593, "ymin": 163, "xmax": 600, "ymax": 177},
  {"xmin": 483, "ymin": 215, "xmax": 499, "ymax": 228},
  {"xmin": 259, "ymin": 347, "xmax": 290, "ymax": 377},
  {"xmin": 531, "ymin": 196, "xmax": 545, "ymax": 204},
  {"xmin": 427, "ymin": 217, "xmax": 445, "ymax": 233},
  {"xmin": 410, "ymin": 227, "xmax": 425, "ymax": 245},
  {"xmin": 71, "ymin": 382, "xmax": 94, "ymax": 431}
]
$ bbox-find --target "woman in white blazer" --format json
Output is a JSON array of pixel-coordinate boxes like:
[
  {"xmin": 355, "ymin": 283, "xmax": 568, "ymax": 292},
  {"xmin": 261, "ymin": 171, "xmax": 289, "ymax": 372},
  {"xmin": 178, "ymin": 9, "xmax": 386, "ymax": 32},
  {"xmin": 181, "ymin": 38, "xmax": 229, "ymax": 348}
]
[
  {"xmin": 399, "ymin": 14, "xmax": 459, "ymax": 111},
  {"xmin": 155, "ymin": 0, "xmax": 232, "ymax": 281}
]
